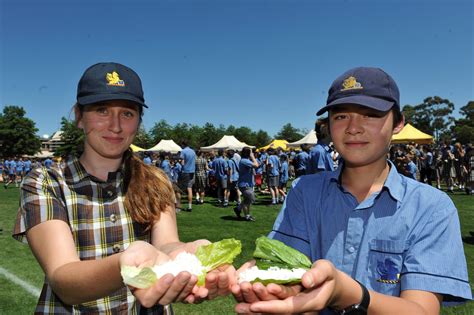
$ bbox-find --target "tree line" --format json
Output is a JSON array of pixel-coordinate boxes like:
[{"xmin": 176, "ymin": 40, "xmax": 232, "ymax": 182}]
[{"xmin": 0, "ymin": 96, "xmax": 472, "ymax": 158}]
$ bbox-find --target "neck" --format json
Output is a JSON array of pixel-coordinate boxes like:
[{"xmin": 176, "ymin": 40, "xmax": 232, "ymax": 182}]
[
  {"xmin": 341, "ymin": 160, "xmax": 390, "ymax": 203},
  {"xmin": 79, "ymin": 150, "xmax": 123, "ymax": 181}
]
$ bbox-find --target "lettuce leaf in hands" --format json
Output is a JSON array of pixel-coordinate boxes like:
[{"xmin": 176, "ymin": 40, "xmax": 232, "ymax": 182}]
[
  {"xmin": 253, "ymin": 236, "xmax": 312, "ymax": 269},
  {"xmin": 121, "ymin": 238, "xmax": 242, "ymax": 288},
  {"xmin": 240, "ymin": 236, "xmax": 312, "ymax": 285}
]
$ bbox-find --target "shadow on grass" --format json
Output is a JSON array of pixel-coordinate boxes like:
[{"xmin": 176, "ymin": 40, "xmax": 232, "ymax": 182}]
[
  {"xmin": 463, "ymin": 232, "xmax": 474, "ymax": 245},
  {"xmin": 220, "ymin": 215, "xmax": 244, "ymax": 221}
]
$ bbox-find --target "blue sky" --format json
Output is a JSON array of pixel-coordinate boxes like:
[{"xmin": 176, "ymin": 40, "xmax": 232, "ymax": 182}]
[{"xmin": 1, "ymin": 0, "xmax": 472, "ymax": 139}]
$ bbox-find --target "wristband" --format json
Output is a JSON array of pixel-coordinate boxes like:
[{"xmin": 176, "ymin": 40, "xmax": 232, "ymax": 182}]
[{"xmin": 334, "ymin": 279, "xmax": 370, "ymax": 315}]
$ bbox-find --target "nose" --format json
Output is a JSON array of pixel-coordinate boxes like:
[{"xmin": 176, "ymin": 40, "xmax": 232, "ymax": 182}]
[
  {"xmin": 345, "ymin": 115, "xmax": 363, "ymax": 135},
  {"xmin": 108, "ymin": 112, "xmax": 122, "ymax": 133}
]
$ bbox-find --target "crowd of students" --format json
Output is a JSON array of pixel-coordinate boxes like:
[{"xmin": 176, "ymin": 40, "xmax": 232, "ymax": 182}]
[
  {"xmin": 1, "ymin": 157, "xmax": 56, "ymax": 188},
  {"xmin": 390, "ymin": 141, "xmax": 474, "ymax": 194}
]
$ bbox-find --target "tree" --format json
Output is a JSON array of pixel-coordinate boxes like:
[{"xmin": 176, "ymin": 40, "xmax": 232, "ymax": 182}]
[
  {"xmin": 133, "ymin": 126, "xmax": 153, "ymax": 149},
  {"xmin": 149, "ymin": 120, "xmax": 174, "ymax": 144},
  {"xmin": 452, "ymin": 101, "xmax": 474, "ymax": 144},
  {"xmin": 274, "ymin": 123, "xmax": 303, "ymax": 143},
  {"xmin": 254, "ymin": 129, "xmax": 271, "ymax": 148},
  {"xmin": 0, "ymin": 105, "xmax": 41, "ymax": 157},
  {"xmin": 54, "ymin": 117, "xmax": 84, "ymax": 158},
  {"xmin": 402, "ymin": 96, "xmax": 455, "ymax": 141}
]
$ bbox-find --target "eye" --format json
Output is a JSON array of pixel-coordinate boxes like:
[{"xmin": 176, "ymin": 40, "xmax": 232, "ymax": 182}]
[
  {"xmin": 95, "ymin": 106, "xmax": 108, "ymax": 115},
  {"xmin": 332, "ymin": 113, "xmax": 347, "ymax": 120},
  {"xmin": 122, "ymin": 110, "xmax": 136, "ymax": 119}
]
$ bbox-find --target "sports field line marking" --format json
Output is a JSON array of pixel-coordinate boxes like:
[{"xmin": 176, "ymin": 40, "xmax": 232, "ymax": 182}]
[{"xmin": 0, "ymin": 266, "xmax": 41, "ymax": 298}]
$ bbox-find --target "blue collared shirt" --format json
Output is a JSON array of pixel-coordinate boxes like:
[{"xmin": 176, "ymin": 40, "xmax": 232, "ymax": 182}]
[
  {"xmin": 270, "ymin": 161, "xmax": 471, "ymax": 309},
  {"xmin": 180, "ymin": 147, "xmax": 196, "ymax": 173},
  {"xmin": 307, "ymin": 142, "xmax": 334, "ymax": 174}
]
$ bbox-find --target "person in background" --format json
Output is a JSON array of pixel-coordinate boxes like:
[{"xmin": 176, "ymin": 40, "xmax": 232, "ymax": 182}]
[
  {"xmin": 232, "ymin": 66, "xmax": 471, "ymax": 314},
  {"xmin": 294, "ymin": 144, "xmax": 309, "ymax": 177},
  {"xmin": 4, "ymin": 157, "xmax": 17, "ymax": 189},
  {"xmin": 13, "ymin": 62, "xmax": 233, "ymax": 314},
  {"xmin": 254, "ymin": 150, "xmax": 264, "ymax": 192},
  {"xmin": 143, "ymin": 152, "xmax": 152, "ymax": 165},
  {"xmin": 213, "ymin": 148, "xmax": 229, "ymax": 206},
  {"xmin": 44, "ymin": 157, "xmax": 53, "ymax": 169},
  {"xmin": 403, "ymin": 154, "xmax": 418, "ymax": 180},
  {"xmin": 24, "ymin": 157, "xmax": 32, "ymax": 176},
  {"xmin": 178, "ymin": 141, "xmax": 196, "ymax": 212},
  {"xmin": 266, "ymin": 148, "xmax": 280, "ymax": 205},
  {"xmin": 306, "ymin": 118, "xmax": 335, "ymax": 174},
  {"xmin": 226, "ymin": 149, "xmax": 242, "ymax": 209},
  {"xmin": 237, "ymin": 147, "xmax": 259, "ymax": 221},
  {"xmin": 277, "ymin": 154, "xmax": 289, "ymax": 203},
  {"xmin": 194, "ymin": 150, "xmax": 209, "ymax": 204}
]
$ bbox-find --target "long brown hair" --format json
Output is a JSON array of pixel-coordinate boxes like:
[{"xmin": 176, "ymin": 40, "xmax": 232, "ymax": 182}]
[{"xmin": 123, "ymin": 150, "xmax": 175, "ymax": 230}]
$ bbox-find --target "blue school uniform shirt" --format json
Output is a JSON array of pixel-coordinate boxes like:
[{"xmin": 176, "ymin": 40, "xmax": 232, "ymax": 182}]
[
  {"xmin": 255, "ymin": 158, "xmax": 264, "ymax": 175},
  {"xmin": 8, "ymin": 160, "xmax": 16, "ymax": 174},
  {"xmin": 238, "ymin": 158, "xmax": 255, "ymax": 188},
  {"xmin": 143, "ymin": 156, "xmax": 152, "ymax": 165},
  {"xmin": 16, "ymin": 160, "xmax": 24, "ymax": 172},
  {"xmin": 269, "ymin": 161, "xmax": 471, "ymax": 310},
  {"xmin": 268, "ymin": 155, "xmax": 280, "ymax": 176},
  {"xmin": 180, "ymin": 147, "xmax": 196, "ymax": 173},
  {"xmin": 44, "ymin": 158, "xmax": 53, "ymax": 169},
  {"xmin": 405, "ymin": 161, "xmax": 417, "ymax": 180},
  {"xmin": 228, "ymin": 158, "xmax": 239, "ymax": 182},
  {"xmin": 160, "ymin": 159, "xmax": 172, "ymax": 180},
  {"xmin": 306, "ymin": 142, "xmax": 334, "ymax": 174},
  {"xmin": 212, "ymin": 156, "xmax": 228, "ymax": 180},
  {"xmin": 295, "ymin": 151, "xmax": 309, "ymax": 171},
  {"xmin": 24, "ymin": 160, "xmax": 31, "ymax": 172},
  {"xmin": 171, "ymin": 163, "xmax": 181, "ymax": 183}
]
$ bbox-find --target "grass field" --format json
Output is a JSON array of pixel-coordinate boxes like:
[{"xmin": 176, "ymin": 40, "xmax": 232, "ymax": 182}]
[{"xmin": 0, "ymin": 185, "xmax": 473, "ymax": 314}]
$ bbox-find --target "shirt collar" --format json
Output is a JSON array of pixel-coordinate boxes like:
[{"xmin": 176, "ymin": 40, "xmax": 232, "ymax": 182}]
[
  {"xmin": 328, "ymin": 160, "xmax": 404, "ymax": 203},
  {"xmin": 64, "ymin": 156, "xmax": 125, "ymax": 185}
]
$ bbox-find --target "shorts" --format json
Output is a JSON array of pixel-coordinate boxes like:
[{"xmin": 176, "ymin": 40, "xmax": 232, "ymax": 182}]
[
  {"xmin": 267, "ymin": 175, "xmax": 279, "ymax": 188},
  {"xmin": 178, "ymin": 173, "xmax": 195, "ymax": 191},
  {"xmin": 239, "ymin": 187, "xmax": 255, "ymax": 206},
  {"xmin": 217, "ymin": 177, "xmax": 228, "ymax": 189}
]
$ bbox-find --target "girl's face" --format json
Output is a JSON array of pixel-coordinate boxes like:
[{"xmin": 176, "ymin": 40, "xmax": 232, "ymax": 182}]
[
  {"xmin": 329, "ymin": 104, "xmax": 404, "ymax": 168},
  {"xmin": 77, "ymin": 100, "xmax": 140, "ymax": 160}
]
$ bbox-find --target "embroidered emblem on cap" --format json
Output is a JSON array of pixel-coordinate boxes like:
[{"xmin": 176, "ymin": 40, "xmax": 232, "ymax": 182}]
[
  {"xmin": 106, "ymin": 71, "xmax": 125, "ymax": 87},
  {"xmin": 341, "ymin": 76, "xmax": 363, "ymax": 91},
  {"xmin": 376, "ymin": 258, "xmax": 400, "ymax": 284}
]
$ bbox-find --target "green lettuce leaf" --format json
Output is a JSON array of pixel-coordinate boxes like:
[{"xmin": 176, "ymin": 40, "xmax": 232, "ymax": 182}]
[
  {"xmin": 253, "ymin": 236, "xmax": 311, "ymax": 270},
  {"xmin": 121, "ymin": 266, "xmax": 157, "ymax": 289},
  {"xmin": 250, "ymin": 277, "xmax": 304, "ymax": 285},
  {"xmin": 196, "ymin": 238, "xmax": 242, "ymax": 272},
  {"xmin": 195, "ymin": 238, "xmax": 242, "ymax": 286}
]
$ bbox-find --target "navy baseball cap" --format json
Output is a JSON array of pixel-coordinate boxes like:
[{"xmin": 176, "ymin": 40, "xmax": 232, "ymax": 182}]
[
  {"xmin": 316, "ymin": 67, "xmax": 399, "ymax": 116},
  {"xmin": 77, "ymin": 62, "xmax": 148, "ymax": 108}
]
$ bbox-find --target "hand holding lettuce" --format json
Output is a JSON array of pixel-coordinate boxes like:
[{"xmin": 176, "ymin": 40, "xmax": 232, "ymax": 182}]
[
  {"xmin": 238, "ymin": 236, "xmax": 312, "ymax": 284},
  {"xmin": 121, "ymin": 238, "xmax": 242, "ymax": 289}
]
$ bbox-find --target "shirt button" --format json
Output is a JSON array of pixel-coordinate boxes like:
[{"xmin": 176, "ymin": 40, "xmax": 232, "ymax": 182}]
[
  {"xmin": 113, "ymin": 244, "xmax": 121, "ymax": 253},
  {"xmin": 107, "ymin": 190, "xmax": 114, "ymax": 197},
  {"xmin": 348, "ymin": 246, "xmax": 355, "ymax": 253},
  {"xmin": 110, "ymin": 214, "xmax": 117, "ymax": 223}
]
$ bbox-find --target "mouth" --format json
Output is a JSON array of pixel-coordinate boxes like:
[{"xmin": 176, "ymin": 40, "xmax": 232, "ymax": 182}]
[
  {"xmin": 344, "ymin": 141, "xmax": 369, "ymax": 148},
  {"xmin": 103, "ymin": 137, "xmax": 124, "ymax": 144}
]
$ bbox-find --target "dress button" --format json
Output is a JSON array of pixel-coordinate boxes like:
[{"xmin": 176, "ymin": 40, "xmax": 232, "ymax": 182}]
[
  {"xmin": 113, "ymin": 244, "xmax": 121, "ymax": 253},
  {"xmin": 348, "ymin": 246, "xmax": 355, "ymax": 253},
  {"xmin": 107, "ymin": 190, "xmax": 114, "ymax": 197},
  {"xmin": 110, "ymin": 214, "xmax": 117, "ymax": 223}
]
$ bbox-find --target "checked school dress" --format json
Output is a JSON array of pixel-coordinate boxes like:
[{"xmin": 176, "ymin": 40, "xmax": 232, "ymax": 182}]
[{"xmin": 13, "ymin": 156, "xmax": 165, "ymax": 314}]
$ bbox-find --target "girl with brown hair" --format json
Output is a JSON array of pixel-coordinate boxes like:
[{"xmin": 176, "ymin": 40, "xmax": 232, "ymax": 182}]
[{"xmin": 13, "ymin": 62, "xmax": 233, "ymax": 314}]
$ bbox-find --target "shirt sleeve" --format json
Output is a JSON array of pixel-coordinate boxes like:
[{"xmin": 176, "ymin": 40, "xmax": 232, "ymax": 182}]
[
  {"xmin": 268, "ymin": 177, "xmax": 312, "ymax": 257},
  {"xmin": 13, "ymin": 167, "xmax": 69, "ymax": 243},
  {"xmin": 402, "ymin": 192, "xmax": 472, "ymax": 303}
]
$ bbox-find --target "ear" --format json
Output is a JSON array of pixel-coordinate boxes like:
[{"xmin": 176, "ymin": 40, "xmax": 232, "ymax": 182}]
[
  {"xmin": 393, "ymin": 114, "xmax": 405, "ymax": 135},
  {"xmin": 74, "ymin": 106, "xmax": 84, "ymax": 129}
]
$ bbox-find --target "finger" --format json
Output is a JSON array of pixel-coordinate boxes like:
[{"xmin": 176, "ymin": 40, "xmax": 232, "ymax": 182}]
[
  {"xmin": 158, "ymin": 272, "xmax": 193, "ymax": 305},
  {"xmin": 240, "ymin": 281, "xmax": 260, "ymax": 303},
  {"xmin": 216, "ymin": 271, "xmax": 231, "ymax": 296},
  {"xmin": 231, "ymin": 283, "xmax": 244, "ymax": 302},
  {"xmin": 249, "ymin": 298, "xmax": 296, "ymax": 314},
  {"xmin": 176, "ymin": 273, "xmax": 199, "ymax": 301},
  {"xmin": 235, "ymin": 302, "xmax": 255, "ymax": 314},
  {"xmin": 266, "ymin": 283, "xmax": 302, "ymax": 299},
  {"xmin": 252, "ymin": 282, "xmax": 278, "ymax": 301},
  {"xmin": 134, "ymin": 274, "xmax": 173, "ymax": 308},
  {"xmin": 205, "ymin": 271, "xmax": 219, "ymax": 299}
]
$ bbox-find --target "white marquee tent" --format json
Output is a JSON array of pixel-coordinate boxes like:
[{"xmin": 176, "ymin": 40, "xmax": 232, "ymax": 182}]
[
  {"xmin": 287, "ymin": 130, "xmax": 318, "ymax": 148},
  {"xmin": 148, "ymin": 140, "xmax": 182, "ymax": 153},
  {"xmin": 201, "ymin": 135, "xmax": 254, "ymax": 152}
]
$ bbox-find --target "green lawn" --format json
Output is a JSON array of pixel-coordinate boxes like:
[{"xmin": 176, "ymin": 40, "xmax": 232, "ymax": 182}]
[{"xmin": 0, "ymin": 186, "xmax": 472, "ymax": 314}]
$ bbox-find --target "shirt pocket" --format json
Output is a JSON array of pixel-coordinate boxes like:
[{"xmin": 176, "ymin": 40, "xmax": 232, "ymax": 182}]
[{"xmin": 368, "ymin": 239, "xmax": 406, "ymax": 296}]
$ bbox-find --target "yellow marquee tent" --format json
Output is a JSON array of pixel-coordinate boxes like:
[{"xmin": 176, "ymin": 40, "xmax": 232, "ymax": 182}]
[
  {"xmin": 258, "ymin": 139, "xmax": 290, "ymax": 152},
  {"xmin": 391, "ymin": 123, "xmax": 434, "ymax": 144},
  {"xmin": 130, "ymin": 144, "xmax": 146, "ymax": 152}
]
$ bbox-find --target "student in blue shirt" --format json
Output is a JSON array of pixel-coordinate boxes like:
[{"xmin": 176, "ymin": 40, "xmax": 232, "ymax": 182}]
[
  {"xmin": 4, "ymin": 158, "xmax": 17, "ymax": 188},
  {"xmin": 294, "ymin": 145, "xmax": 310, "ymax": 177},
  {"xmin": 307, "ymin": 118, "xmax": 335, "ymax": 174},
  {"xmin": 24, "ymin": 158, "xmax": 32, "ymax": 175},
  {"xmin": 236, "ymin": 147, "xmax": 259, "ymax": 221},
  {"xmin": 212, "ymin": 149, "xmax": 229, "ymax": 206},
  {"xmin": 178, "ymin": 142, "xmax": 196, "ymax": 211},
  {"xmin": 226, "ymin": 150, "xmax": 241, "ymax": 208},
  {"xmin": 232, "ymin": 67, "xmax": 471, "ymax": 314},
  {"xmin": 44, "ymin": 158, "xmax": 53, "ymax": 169},
  {"xmin": 277, "ymin": 154, "xmax": 289, "ymax": 203}
]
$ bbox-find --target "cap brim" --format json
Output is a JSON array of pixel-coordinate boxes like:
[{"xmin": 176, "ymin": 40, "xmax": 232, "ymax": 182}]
[
  {"xmin": 316, "ymin": 95, "xmax": 395, "ymax": 116},
  {"xmin": 78, "ymin": 93, "xmax": 148, "ymax": 108}
]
